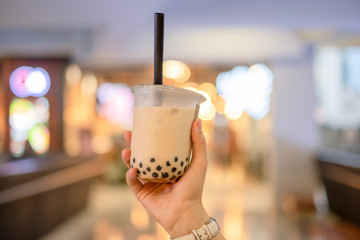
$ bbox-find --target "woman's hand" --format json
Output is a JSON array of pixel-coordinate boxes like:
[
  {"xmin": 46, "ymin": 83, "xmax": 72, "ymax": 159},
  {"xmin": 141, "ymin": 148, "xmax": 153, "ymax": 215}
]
[{"xmin": 121, "ymin": 118, "xmax": 210, "ymax": 238}]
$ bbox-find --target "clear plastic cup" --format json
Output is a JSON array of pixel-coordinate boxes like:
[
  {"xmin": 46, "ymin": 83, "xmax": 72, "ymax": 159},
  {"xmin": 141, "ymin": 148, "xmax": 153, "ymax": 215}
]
[{"xmin": 130, "ymin": 84, "xmax": 205, "ymax": 183}]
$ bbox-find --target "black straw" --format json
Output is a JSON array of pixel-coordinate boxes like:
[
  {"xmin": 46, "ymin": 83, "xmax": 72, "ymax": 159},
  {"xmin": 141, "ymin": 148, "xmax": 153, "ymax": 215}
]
[{"xmin": 154, "ymin": 13, "xmax": 164, "ymax": 85}]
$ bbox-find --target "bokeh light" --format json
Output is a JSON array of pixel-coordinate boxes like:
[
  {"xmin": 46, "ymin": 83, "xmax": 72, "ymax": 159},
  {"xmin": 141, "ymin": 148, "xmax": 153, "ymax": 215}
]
[
  {"xmin": 214, "ymin": 95, "xmax": 225, "ymax": 114},
  {"xmin": 184, "ymin": 84, "xmax": 217, "ymax": 121},
  {"xmin": 216, "ymin": 66, "xmax": 248, "ymax": 98},
  {"xmin": 199, "ymin": 82, "xmax": 217, "ymax": 101},
  {"xmin": 81, "ymin": 73, "xmax": 98, "ymax": 94},
  {"xmin": 216, "ymin": 63, "xmax": 273, "ymax": 120},
  {"xmin": 65, "ymin": 64, "xmax": 82, "ymax": 85},
  {"xmin": 28, "ymin": 125, "xmax": 50, "ymax": 154},
  {"xmin": 97, "ymin": 83, "xmax": 134, "ymax": 130},
  {"xmin": 196, "ymin": 90, "xmax": 212, "ymax": 120},
  {"xmin": 8, "ymin": 65, "xmax": 51, "ymax": 157},
  {"xmin": 224, "ymin": 100, "xmax": 244, "ymax": 120},
  {"xmin": 25, "ymin": 68, "xmax": 51, "ymax": 97},
  {"xmin": 9, "ymin": 66, "xmax": 51, "ymax": 98},
  {"xmin": 34, "ymin": 97, "xmax": 50, "ymax": 123},
  {"xmin": 9, "ymin": 97, "xmax": 50, "ymax": 157},
  {"xmin": 163, "ymin": 60, "xmax": 191, "ymax": 82},
  {"xmin": 9, "ymin": 66, "xmax": 33, "ymax": 97},
  {"xmin": 246, "ymin": 63, "xmax": 273, "ymax": 119},
  {"xmin": 10, "ymin": 128, "xmax": 28, "ymax": 142},
  {"xmin": 9, "ymin": 98, "xmax": 35, "ymax": 131},
  {"xmin": 202, "ymin": 103, "xmax": 216, "ymax": 121}
]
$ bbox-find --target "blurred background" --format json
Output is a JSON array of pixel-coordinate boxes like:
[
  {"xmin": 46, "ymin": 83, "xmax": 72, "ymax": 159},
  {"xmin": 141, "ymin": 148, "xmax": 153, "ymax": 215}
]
[{"xmin": 1, "ymin": 0, "xmax": 360, "ymax": 239}]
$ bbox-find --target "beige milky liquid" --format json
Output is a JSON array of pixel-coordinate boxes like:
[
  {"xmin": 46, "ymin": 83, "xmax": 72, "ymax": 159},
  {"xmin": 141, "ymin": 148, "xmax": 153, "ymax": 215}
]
[{"xmin": 130, "ymin": 106, "xmax": 195, "ymax": 183}]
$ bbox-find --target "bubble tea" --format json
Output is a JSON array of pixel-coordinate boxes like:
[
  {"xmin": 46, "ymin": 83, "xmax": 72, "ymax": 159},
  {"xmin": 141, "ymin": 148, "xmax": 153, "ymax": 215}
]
[{"xmin": 130, "ymin": 85, "xmax": 205, "ymax": 183}]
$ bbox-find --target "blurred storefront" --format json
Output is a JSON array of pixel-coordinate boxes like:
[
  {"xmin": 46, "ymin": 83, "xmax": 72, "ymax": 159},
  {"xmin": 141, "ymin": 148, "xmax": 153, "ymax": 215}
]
[
  {"xmin": 0, "ymin": 58, "xmax": 109, "ymax": 239},
  {"xmin": 313, "ymin": 46, "xmax": 360, "ymax": 227}
]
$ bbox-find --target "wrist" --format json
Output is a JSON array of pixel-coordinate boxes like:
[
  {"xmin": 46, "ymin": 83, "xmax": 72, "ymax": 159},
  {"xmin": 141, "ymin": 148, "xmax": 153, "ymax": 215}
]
[{"xmin": 166, "ymin": 202, "xmax": 210, "ymax": 238}]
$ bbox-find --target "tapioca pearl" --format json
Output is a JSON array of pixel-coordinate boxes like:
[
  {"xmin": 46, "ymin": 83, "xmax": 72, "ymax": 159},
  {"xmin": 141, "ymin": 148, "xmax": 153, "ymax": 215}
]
[
  {"xmin": 137, "ymin": 169, "xmax": 141, "ymax": 174},
  {"xmin": 150, "ymin": 158, "xmax": 156, "ymax": 162},
  {"xmin": 180, "ymin": 161, "xmax": 184, "ymax": 167},
  {"xmin": 177, "ymin": 171, "xmax": 182, "ymax": 175},
  {"xmin": 146, "ymin": 167, "xmax": 151, "ymax": 172},
  {"xmin": 166, "ymin": 161, "xmax": 171, "ymax": 166},
  {"xmin": 176, "ymin": 176, "xmax": 182, "ymax": 182},
  {"xmin": 184, "ymin": 166, "xmax": 188, "ymax": 172},
  {"xmin": 139, "ymin": 162, "xmax": 143, "ymax": 168},
  {"xmin": 156, "ymin": 165, "xmax": 162, "ymax": 171},
  {"xmin": 170, "ymin": 176, "xmax": 176, "ymax": 181},
  {"xmin": 186, "ymin": 157, "xmax": 189, "ymax": 162},
  {"xmin": 171, "ymin": 167, "xmax": 177, "ymax": 173},
  {"xmin": 152, "ymin": 172, "xmax": 159, "ymax": 178},
  {"xmin": 174, "ymin": 157, "xmax": 178, "ymax": 162},
  {"xmin": 142, "ymin": 171, "xmax": 147, "ymax": 175},
  {"xmin": 133, "ymin": 158, "xmax": 136, "ymax": 163},
  {"xmin": 161, "ymin": 172, "xmax": 169, "ymax": 178},
  {"xmin": 131, "ymin": 164, "xmax": 134, "ymax": 168}
]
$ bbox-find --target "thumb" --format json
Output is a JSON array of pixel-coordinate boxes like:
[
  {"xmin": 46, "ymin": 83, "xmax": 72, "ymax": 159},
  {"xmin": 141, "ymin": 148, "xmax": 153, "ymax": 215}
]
[{"xmin": 190, "ymin": 118, "xmax": 208, "ymax": 171}]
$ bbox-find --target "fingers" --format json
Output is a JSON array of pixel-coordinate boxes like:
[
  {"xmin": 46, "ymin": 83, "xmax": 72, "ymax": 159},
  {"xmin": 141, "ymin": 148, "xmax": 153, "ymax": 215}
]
[
  {"xmin": 122, "ymin": 148, "xmax": 131, "ymax": 168},
  {"xmin": 189, "ymin": 118, "xmax": 208, "ymax": 172},
  {"xmin": 126, "ymin": 168, "xmax": 143, "ymax": 197}
]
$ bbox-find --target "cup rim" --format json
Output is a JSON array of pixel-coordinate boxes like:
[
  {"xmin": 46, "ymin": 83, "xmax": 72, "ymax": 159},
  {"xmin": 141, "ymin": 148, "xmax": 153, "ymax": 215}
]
[{"xmin": 131, "ymin": 84, "xmax": 206, "ymax": 103}]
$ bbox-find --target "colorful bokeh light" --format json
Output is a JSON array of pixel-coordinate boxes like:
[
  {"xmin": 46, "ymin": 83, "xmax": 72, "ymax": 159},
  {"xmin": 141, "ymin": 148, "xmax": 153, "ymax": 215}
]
[
  {"xmin": 9, "ymin": 66, "xmax": 51, "ymax": 98},
  {"xmin": 28, "ymin": 125, "xmax": 50, "ymax": 154},
  {"xmin": 8, "ymin": 97, "xmax": 50, "ymax": 157},
  {"xmin": 9, "ymin": 98, "xmax": 35, "ymax": 131},
  {"xmin": 8, "ymin": 65, "xmax": 51, "ymax": 157},
  {"xmin": 97, "ymin": 83, "xmax": 134, "ymax": 130},
  {"xmin": 9, "ymin": 66, "xmax": 33, "ymax": 97}
]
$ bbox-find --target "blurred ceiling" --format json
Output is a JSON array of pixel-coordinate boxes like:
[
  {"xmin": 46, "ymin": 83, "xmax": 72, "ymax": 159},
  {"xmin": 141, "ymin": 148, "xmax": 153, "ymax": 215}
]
[{"xmin": 1, "ymin": 0, "xmax": 360, "ymax": 70}]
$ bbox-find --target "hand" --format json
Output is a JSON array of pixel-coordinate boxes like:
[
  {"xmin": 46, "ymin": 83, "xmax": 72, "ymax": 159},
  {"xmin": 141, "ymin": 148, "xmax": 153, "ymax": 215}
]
[{"xmin": 121, "ymin": 118, "xmax": 210, "ymax": 237}]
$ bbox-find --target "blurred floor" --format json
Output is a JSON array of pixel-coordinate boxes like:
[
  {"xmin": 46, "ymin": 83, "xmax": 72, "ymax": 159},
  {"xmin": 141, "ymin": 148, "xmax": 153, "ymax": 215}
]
[{"xmin": 40, "ymin": 162, "xmax": 360, "ymax": 240}]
